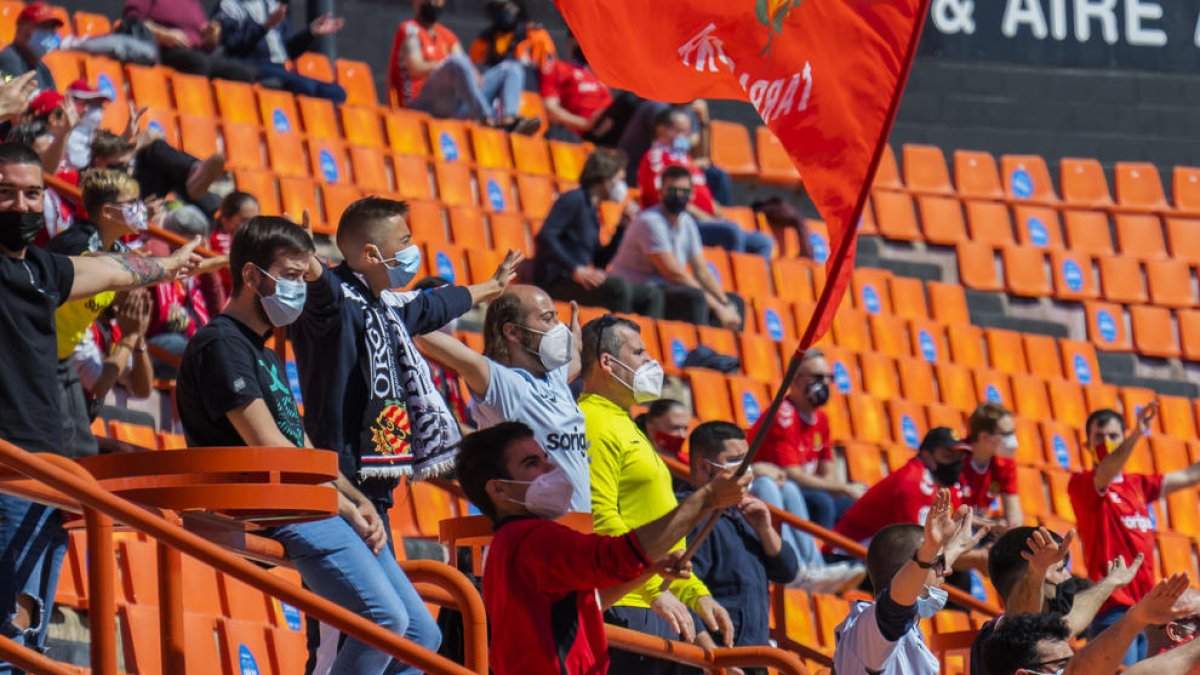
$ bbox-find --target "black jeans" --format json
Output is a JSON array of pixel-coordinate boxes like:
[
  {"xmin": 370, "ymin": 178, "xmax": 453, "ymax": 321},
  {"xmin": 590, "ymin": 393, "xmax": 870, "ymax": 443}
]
[
  {"xmin": 660, "ymin": 285, "xmax": 745, "ymax": 328},
  {"xmin": 135, "ymin": 140, "xmax": 221, "ymax": 214},
  {"xmin": 159, "ymin": 46, "xmax": 257, "ymax": 82},
  {"xmin": 546, "ymin": 276, "xmax": 665, "ymax": 318}
]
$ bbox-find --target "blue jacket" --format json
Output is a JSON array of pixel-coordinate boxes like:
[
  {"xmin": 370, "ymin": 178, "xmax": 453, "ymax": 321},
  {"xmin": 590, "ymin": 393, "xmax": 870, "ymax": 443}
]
[
  {"xmin": 213, "ymin": 0, "xmax": 315, "ymax": 65},
  {"xmin": 678, "ymin": 488, "xmax": 799, "ymax": 647},
  {"xmin": 290, "ymin": 263, "xmax": 471, "ymax": 505},
  {"xmin": 533, "ymin": 188, "xmax": 623, "ymax": 288}
]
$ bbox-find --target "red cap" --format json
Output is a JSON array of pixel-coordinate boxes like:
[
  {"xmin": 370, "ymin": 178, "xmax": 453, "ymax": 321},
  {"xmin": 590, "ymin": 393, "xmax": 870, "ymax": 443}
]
[
  {"xmin": 27, "ymin": 89, "xmax": 63, "ymax": 116},
  {"xmin": 17, "ymin": 3, "xmax": 63, "ymax": 27},
  {"xmin": 66, "ymin": 78, "xmax": 112, "ymax": 102}
]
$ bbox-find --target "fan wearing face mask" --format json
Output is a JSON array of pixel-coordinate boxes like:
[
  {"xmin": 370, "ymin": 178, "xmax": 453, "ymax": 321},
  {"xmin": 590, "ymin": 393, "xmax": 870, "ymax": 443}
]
[
  {"xmin": 577, "ymin": 315, "xmax": 738, "ymax": 666},
  {"xmin": 0, "ymin": 2, "xmax": 62, "ymax": 91},
  {"xmin": 833, "ymin": 490, "xmax": 988, "ymax": 675},
  {"xmin": 959, "ymin": 402, "xmax": 1024, "ymax": 532}
]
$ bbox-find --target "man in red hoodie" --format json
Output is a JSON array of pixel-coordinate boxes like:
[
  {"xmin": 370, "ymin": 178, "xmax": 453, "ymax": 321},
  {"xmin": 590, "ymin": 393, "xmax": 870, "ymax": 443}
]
[{"xmin": 455, "ymin": 421, "xmax": 750, "ymax": 675}]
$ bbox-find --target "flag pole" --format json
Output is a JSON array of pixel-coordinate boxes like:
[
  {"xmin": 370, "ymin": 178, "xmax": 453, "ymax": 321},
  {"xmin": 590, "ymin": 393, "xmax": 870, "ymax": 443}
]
[{"xmin": 678, "ymin": 0, "xmax": 934, "ymax": 565}]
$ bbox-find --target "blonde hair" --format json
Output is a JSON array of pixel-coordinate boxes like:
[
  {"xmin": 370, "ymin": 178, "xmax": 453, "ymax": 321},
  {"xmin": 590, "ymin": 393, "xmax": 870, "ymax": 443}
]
[
  {"xmin": 80, "ymin": 169, "xmax": 139, "ymax": 219},
  {"xmin": 968, "ymin": 402, "xmax": 1011, "ymax": 441}
]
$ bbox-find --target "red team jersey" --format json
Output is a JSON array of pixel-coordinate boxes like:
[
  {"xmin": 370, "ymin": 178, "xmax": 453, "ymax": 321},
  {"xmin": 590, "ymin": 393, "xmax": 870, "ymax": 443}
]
[
  {"xmin": 637, "ymin": 143, "xmax": 717, "ymax": 215},
  {"xmin": 484, "ymin": 516, "xmax": 650, "ymax": 674},
  {"xmin": 1067, "ymin": 471, "xmax": 1163, "ymax": 612},
  {"xmin": 748, "ymin": 401, "xmax": 833, "ymax": 473},
  {"xmin": 539, "ymin": 60, "xmax": 613, "ymax": 133},
  {"xmin": 957, "ymin": 456, "xmax": 1018, "ymax": 512},
  {"xmin": 833, "ymin": 458, "xmax": 962, "ymax": 546},
  {"xmin": 390, "ymin": 20, "xmax": 460, "ymax": 106}
]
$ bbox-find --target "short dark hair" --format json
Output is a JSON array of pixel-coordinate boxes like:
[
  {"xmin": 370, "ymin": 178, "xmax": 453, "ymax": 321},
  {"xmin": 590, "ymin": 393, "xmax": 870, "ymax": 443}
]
[
  {"xmin": 228, "ymin": 216, "xmax": 315, "ymax": 294},
  {"xmin": 661, "ymin": 165, "xmax": 693, "ymax": 188},
  {"xmin": 456, "ymin": 421, "xmax": 534, "ymax": 521},
  {"xmin": 413, "ymin": 275, "xmax": 451, "ymax": 292},
  {"xmin": 968, "ymin": 402, "xmax": 1011, "ymax": 441},
  {"xmin": 0, "ymin": 142, "xmax": 43, "ymax": 169},
  {"xmin": 482, "ymin": 292, "xmax": 524, "ymax": 361},
  {"xmin": 1085, "ymin": 408, "xmax": 1123, "ymax": 437},
  {"xmin": 689, "ymin": 421, "xmax": 744, "ymax": 462},
  {"xmin": 988, "ymin": 526, "xmax": 1066, "ymax": 601},
  {"xmin": 5, "ymin": 120, "xmax": 46, "ymax": 146},
  {"xmin": 982, "ymin": 613, "xmax": 1071, "ymax": 675},
  {"xmin": 636, "ymin": 398, "xmax": 686, "ymax": 433},
  {"xmin": 219, "ymin": 191, "xmax": 259, "ymax": 219},
  {"xmin": 336, "ymin": 195, "xmax": 409, "ymax": 251},
  {"xmin": 866, "ymin": 524, "xmax": 924, "ymax": 592},
  {"xmin": 653, "ymin": 106, "xmax": 688, "ymax": 130},
  {"xmin": 90, "ymin": 130, "xmax": 134, "ymax": 162},
  {"xmin": 580, "ymin": 315, "xmax": 639, "ymax": 379},
  {"xmin": 578, "ymin": 148, "xmax": 628, "ymax": 189}
]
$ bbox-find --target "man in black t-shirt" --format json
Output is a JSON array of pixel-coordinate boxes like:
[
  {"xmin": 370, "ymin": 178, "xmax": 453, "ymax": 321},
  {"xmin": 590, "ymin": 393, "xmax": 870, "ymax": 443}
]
[
  {"xmin": 0, "ymin": 142, "xmax": 201, "ymax": 670},
  {"xmin": 176, "ymin": 216, "xmax": 440, "ymax": 675}
]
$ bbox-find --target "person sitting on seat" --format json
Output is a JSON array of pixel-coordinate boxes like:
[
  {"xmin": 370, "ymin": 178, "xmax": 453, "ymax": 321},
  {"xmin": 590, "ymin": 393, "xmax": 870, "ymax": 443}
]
[
  {"xmin": 212, "ymin": 0, "xmax": 348, "ymax": 103},
  {"xmin": 89, "ymin": 130, "xmax": 225, "ymax": 215},
  {"xmin": 534, "ymin": 148, "xmax": 663, "ymax": 317},
  {"xmin": 388, "ymin": 0, "xmax": 538, "ymax": 133},
  {"xmin": 607, "ymin": 165, "xmax": 744, "ymax": 328},
  {"xmin": 0, "ymin": 3, "xmax": 62, "ymax": 90},
  {"xmin": 468, "ymin": 0, "xmax": 555, "ymax": 72},
  {"xmin": 456, "ymin": 420, "xmax": 750, "ymax": 675},
  {"xmin": 122, "ymin": 0, "xmax": 258, "ymax": 82},
  {"xmin": 637, "ymin": 398, "xmax": 691, "ymax": 465},
  {"xmin": 959, "ymin": 402, "xmax": 1023, "ymax": 529},
  {"xmin": 1145, "ymin": 588, "xmax": 1200, "ymax": 659}
]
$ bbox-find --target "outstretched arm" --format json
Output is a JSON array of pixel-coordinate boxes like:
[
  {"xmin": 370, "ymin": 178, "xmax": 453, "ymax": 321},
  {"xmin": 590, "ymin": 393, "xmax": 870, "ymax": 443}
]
[
  {"xmin": 1066, "ymin": 573, "xmax": 1190, "ymax": 675},
  {"xmin": 69, "ymin": 238, "xmax": 202, "ymax": 300},
  {"xmin": 1004, "ymin": 527, "xmax": 1075, "ymax": 615},
  {"xmin": 413, "ymin": 330, "xmax": 491, "ymax": 396},
  {"xmin": 1094, "ymin": 402, "xmax": 1157, "ymax": 492}
]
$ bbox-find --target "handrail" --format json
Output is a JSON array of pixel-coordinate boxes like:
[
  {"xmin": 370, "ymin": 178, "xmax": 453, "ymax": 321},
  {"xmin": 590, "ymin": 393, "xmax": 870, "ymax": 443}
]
[
  {"xmin": 660, "ymin": 455, "xmax": 1002, "ymax": 617},
  {"xmin": 0, "ymin": 439, "xmax": 473, "ymax": 675},
  {"xmin": 44, "ymin": 173, "xmax": 219, "ymax": 258},
  {"xmin": 605, "ymin": 625, "xmax": 809, "ymax": 674},
  {"xmin": 0, "ymin": 634, "xmax": 81, "ymax": 674}
]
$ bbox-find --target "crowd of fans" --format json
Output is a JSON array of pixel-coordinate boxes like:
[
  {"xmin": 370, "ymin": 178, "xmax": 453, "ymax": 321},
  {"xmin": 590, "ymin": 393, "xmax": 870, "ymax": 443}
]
[{"xmin": 0, "ymin": 2, "xmax": 1199, "ymax": 675}]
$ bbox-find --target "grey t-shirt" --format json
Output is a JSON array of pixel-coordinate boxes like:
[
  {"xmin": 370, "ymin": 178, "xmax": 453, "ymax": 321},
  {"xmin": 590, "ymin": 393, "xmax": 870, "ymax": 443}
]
[
  {"xmin": 470, "ymin": 358, "xmax": 592, "ymax": 512},
  {"xmin": 607, "ymin": 206, "xmax": 703, "ymax": 285}
]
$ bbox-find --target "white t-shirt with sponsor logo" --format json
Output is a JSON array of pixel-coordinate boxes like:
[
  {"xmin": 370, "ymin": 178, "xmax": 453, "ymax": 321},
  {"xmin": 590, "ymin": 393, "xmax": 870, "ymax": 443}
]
[{"xmin": 471, "ymin": 358, "xmax": 592, "ymax": 512}]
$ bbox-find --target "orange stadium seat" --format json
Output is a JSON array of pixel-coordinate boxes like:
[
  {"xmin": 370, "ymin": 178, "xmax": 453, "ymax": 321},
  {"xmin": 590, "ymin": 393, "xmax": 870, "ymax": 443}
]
[
  {"xmin": 224, "ymin": 123, "xmax": 267, "ymax": 172},
  {"xmin": 889, "ymin": 276, "xmax": 928, "ymax": 320},
  {"xmin": 217, "ymin": 620, "xmax": 274, "ymax": 675},
  {"xmin": 965, "ymin": 200, "xmax": 1015, "ymax": 246},
  {"xmin": 511, "ymin": 134, "xmax": 553, "ymax": 176},
  {"xmin": 915, "ymin": 195, "xmax": 966, "ymax": 245},
  {"xmin": 384, "ymin": 109, "xmax": 431, "ymax": 156},
  {"xmin": 1120, "ymin": 387, "xmax": 1160, "ymax": 433},
  {"xmin": 926, "ymin": 281, "xmax": 970, "ymax": 326},
  {"xmin": 278, "ymin": 177, "xmax": 321, "ymax": 229},
  {"xmin": 859, "ymin": 352, "xmax": 900, "ymax": 400},
  {"xmin": 295, "ymin": 52, "xmax": 334, "ymax": 82},
  {"xmin": 872, "ymin": 190, "xmax": 921, "ymax": 241},
  {"xmin": 1177, "ymin": 309, "xmax": 1200, "ymax": 361},
  {"xmin": 1172, "ymin": 166, "xmax": 1200, "ymax": 215},
  {"xmin": 1060, "ymin": 158, "xmax": 1115, "ymax": 208},
  {"xmin": 847, "ymin": 393, "xmax": 889, "ymax": 444},
  {"xmin": 72, "ymin": 11, "xmax": 110, "ymax": 37},
  {"xmin": 478, "ymin": 170, "xmax": 517, "ymax": 213},
  {"xmin": 40, "ymin": 50, "xmax": 79, "ymax": 91},
  {"xmin": 902, "ymin": 144, "xmax": 953, "ymax": 195},
  {"xmin": 488, "ymin": 213, "xmax": 532, "ymax": 257},
  {"xmin": 424, "ymin": 243, "xmax": 467, "ymax": 285},
  {"xmin": 428, "ymin": 119, "xmax": 472, "ymax": 163},
  {"xmin": 1145, "ymin": 259, "xmax": 1195, "ymax": 308},
  {"xmin": 946, "ymin": 324, "xmax": 985, "ymax": 370},
  {"xmin": 754, "ymin": 296, "xmax": 797, "ymax": 343},
  {"xmin": 212, "ymin": 79, "xmax": 259, "ymax": 126},
  {"xmin": 953, "ymin": 150, "xmax": 1003, "ymax": 200},
  {"xmin": 109, "ymin": 421, "xmax": 157, "ymax": 449},
  {"xmin": 447, "ymin": 207, "xmax": 487, "ymax": 247},
  {"xmin": 741, "ymin": 333, "xmax": 783, "ymax": 384},
  {"xmin": 1114, "ymin": 162, "xmax": 1169, "ymax": 212},
  {"xmin": 309, "ymin": 140, "xmax": 349, "ymax": 184},
  {"xmin": 341, "ymin": 105, "xmax": 385, "ymax": 148},
  {"xmin": 730, "ymin": 252, "xmax": 773, "ymax": 297},
  {"xmin": 234, "ymin": 170, "xmax": 282, "ymax": 216},
  {"xmin": 1158, "ymin": 532, "xmax": 1199, "ymax": 581},
  {"xmin": 407, "ymin": 200, "xmax": 448, "ymax": 245},
  {"xmin": 137, "ymin": 109, "xmax": 180, "ymax": 147},
  {"xmin": 1062, "ymin": 209, "xmax": 1114, "ymax": 256},
  {"xmin": 321, "ymin": 184, "xmax": 362, "ymax": 228},
  {"xmin": 756, "ymin": 126, "xmax": 800, "ymax": 183},
  {"xmin": 956, "ymin": 241, "xmax": 1001, "ymax": 292},
  {"xmin": 1114, "ymin": 214, "xmax": 1168, "ymax": 260},
  {"xmin": 1128, "ymin": 305, "xmax": 1176, "ymax": 357},
  {"xmin": 1012, "ymin": 205, "xmax": 1064, "ymax": 250},
  {"xmin": 1084, "ymin": 300, "xmax": 1128, "ymax": 348},
  {"xmin": 886, "ymin": 400, "xmax": 927, "ymax": 449},
  {"xmin": 984, "ymin": 328, "xmax": 1028, "ymax": 375},
  {"xmin": 549, "ymin": 140, "xmax": 589, "ymax": 182},
  {"xmin": 656, "ymin": 321, "xmax": 699, "ymax": 373},
  {"xmin": 973, "ymin": 369, "xmax": 1013, "ymax": 409},
  {"xmin": 874, "ymin": 143, "xmax": 903, "ymax": 191},
  {"xmin": 470, "ymin": 125, "xmax": 514, "ymax": 170},
  {"xmin": 1015, "ymin": 467, "xmax": 1051, "ymax": 520},
  {"xmin": 434, "ymin": 161, "xmax": 475, "ymax": 207},
  {"xmin": 1050, "ymin": 250, "xmax": 1097, "ymax": 301},
  {"xmin": 1084, "ymin": 382, "xmax": 1120, "ymax": 415},
  {"xmin": 868, "ymin": 313, "xmax": 908, "ymax": 359},
  {"xmin": 125, "ymin": 64, "xmax": 172, "ymax": 110},
  {"xmin": 516, "ymin": 174, "xmax": 556, "ymax": 220},
  {"xmin": 168, "ymin": 71, "xmax": 216, "ymax": 118},
  {"xmin": 709, "ymin": 120, "xmax": 757, "ymax": 178},
  {"xmin": 265, "ymin": 131, "xmax": 308, "ymax": 177},
  {"xmin": 702, "ymin": 248, "xmax": 734, "ymax": 294},
  {"xmin": 1157, "ymin": 397, "xmax": 1198, "ymax": 442},
  {"xmin": 465, "ymin": 248, "xmax": 506, "ymax": 285},
  {"xmin": 689, "ymin": 370, "xmax": 733, "ymax": 422},
  {"xmin": 843, "ymin": 442, "xmax": 886, "ymax": 485},
  {"xmin": 336, "ymin": 58, "xmax": 378, "ymax": 106},
  {"xmin": 348, "ymin": 146, "xmax": 392, "ymax": 193},
  {"xmin": 1022, "ymin": 334, "xmax": 1063, "ymax": 380},
  {"xmin": 1060, "ymin": 339, "xmax": 1102, "ymax": 386},
  {"xmin": 258, "ymin": 88, "xmax": 300, "ymax": 134},
  {"xmin": 1011, "ymin": 374, "xmax": 1051, "ymax": 422},
  {"xmin": 772, "ymin": 257, "xmax": 816, "ymax": 304},
  {"xmin": 822, "ymin": 346, "xmax": 859, "ymax": 394},
  {"xmin": 1001, "ymin": 245, "xmax": 1051, "ymax": 297},
  {"xmin": 907, "ymin": 319, "xmax": 949, "ymax": 366},
  {"xmin": 851, "ymin": 268, "xmax": 893, "ymax": 316},
  {"xmin": 1001, "ymin": 154, "xmax": 1058, "ymax": 204},
  {"xmin": 1164, "ymin": 218, "xmax": 1200, "ymax": 264},
  {"xmin": 898, "ymin": 358, "xmax": 938, "ymax": 405},
  {"xmin": 393, "ymin": 154, "xmax": 435, "ymax": 201},
  {"xmin": 178, "ymin": 115, "xmax": 221, "ymax": 160},
  {"xmin": 1097, "ymin": 256, "xmax": 1147, "ymax": 304}
]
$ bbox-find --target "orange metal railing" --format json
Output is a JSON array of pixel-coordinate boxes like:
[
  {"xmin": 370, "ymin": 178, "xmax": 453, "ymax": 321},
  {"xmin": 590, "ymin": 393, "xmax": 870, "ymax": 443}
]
[{"xmin": 0, "ymin": 439, "xmax": 473, "ymax": 675}]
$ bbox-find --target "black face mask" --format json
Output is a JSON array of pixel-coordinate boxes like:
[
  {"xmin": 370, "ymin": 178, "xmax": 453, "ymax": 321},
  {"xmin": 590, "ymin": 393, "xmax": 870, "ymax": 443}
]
[
  {"xmin": 661, "ymin": 188, "xmax": 690, "ymax": 215},
  {"xmin": 417, "ymin": 2, "xmax": 442, "ymax": 25},
  {"xmin": 931, "ymin": 458, "xmax": 963, "ymax": 487},
  {"xmin": 0, "ymin": 211, "xmax": 45, "ymax": 252},
  {"xmin": 806, "ymin": 380, "xmax": 830, "ymax": 407}
]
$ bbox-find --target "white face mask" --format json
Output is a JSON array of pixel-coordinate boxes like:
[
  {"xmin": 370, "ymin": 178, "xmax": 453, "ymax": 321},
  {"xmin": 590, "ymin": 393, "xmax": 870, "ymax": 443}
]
[
  {"xmin": 501, "ymin": 467, "xmax": 574, "ymax": 520},
  {"xmin": 78, "ymin": 106, "xmax": 104, "ymax": 130},
  {"xmin": 519, "ymin": 322, "xmax": 573, "ymax": 371},
  {"xmin": 997, "ymin": 433, "xmax": 1019, "ymax": 458},
  {"xmin": 608, "ymin": 178, "xmax": 628, "ymax": 204},
  {"xmin": 382, "ymin": 244, "xmax": 421, "ymax": 288},
  {"xmin": 611, "ymin": 357, "xmax": 664, "ymax": 403},
  {"xmin": 916, "ymin": 585, "xmax": 949, "ymax": 618},
  {"xmin": 121, "ymin": 202, "xmax": 148, "ymax": 232},
  {"xmin": 256, "ymin": 266, "xmax": 307, "ymax": 327}
]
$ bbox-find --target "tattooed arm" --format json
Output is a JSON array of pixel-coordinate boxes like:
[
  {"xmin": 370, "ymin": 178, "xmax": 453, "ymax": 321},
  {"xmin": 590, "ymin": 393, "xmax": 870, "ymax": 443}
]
[{"xmin": 67, "ymin": 237, "xmax": 203, "ymax": 300}]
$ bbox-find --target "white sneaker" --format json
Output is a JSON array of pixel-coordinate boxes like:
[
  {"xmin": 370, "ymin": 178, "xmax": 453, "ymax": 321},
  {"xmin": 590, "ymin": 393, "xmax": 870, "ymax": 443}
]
[{"xmin": 789, "ymin": 562, "xmax": 867, "ymax": 594}]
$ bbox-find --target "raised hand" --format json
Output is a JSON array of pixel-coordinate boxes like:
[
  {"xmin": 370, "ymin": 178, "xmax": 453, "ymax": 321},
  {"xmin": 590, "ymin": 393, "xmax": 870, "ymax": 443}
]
[
  {"xmin": 1021, "ymin": 527, "xmax": 1075, "ymax": 575},
  {"xmin": 943, "ymin": 505, "xmax": 989, "ymax": 568},
  {"xmin": 1129, "ymin": 573, "xmax": 1191, "ymax": 626},
  {"xmin": 265, "ymin": 4, "xmax": 288, "ymax": 29},
  {"xmin": 0, "ymin": 72, "xmax": 37, "ymax": 121},
  {"xmin": 1102, "ymin": 553, "xmax": 1145, "ymax": 589},
  {"xmin": 1138, "ymin": 401, "xmax": 1158, "ymax": 434},
  {"xmin": 922, "ymin": 489, "xmax": 957, "ymax": 551},
  {"xmin": 491, "ymin": 249, "xmax": 522, "ymax": 289},
  {"xmin": 163, "ymin": 236, "xmax": 203, "ymax": 280}
]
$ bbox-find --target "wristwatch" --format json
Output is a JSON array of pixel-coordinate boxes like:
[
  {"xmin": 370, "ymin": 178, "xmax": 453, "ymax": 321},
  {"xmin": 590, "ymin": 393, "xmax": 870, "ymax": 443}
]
[{"xmin": 912, "ymin": 551, "xmax": 941, "ymax": 569}]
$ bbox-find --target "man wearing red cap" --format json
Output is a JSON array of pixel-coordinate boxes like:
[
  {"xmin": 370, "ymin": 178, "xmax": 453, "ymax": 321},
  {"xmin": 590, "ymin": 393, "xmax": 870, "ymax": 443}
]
[
  {"xmin": 0, "ymin": 2, "xmax": 62, "ymax": 90},
  {"xmin": 1068, "ymin": 401, "xmax": 1200, "ymax": 666}
]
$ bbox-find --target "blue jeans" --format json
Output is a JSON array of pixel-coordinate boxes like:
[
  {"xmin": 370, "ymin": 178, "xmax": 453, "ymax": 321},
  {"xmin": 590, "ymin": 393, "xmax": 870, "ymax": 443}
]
[
  {"xmin": 1086, "ymin": 606, "xmax": 1146, "ymax": 666},
  {"xmin": 255, "ymin": 61, "xmax": 347, "ymax": 104},
  {"xmin": 413, "ymin": 53, "xmax": 523, "ymax": 122},
  {"xmin": 272, "ymin": 516, "xmax": 440, "ymax": 675},
  {"xmin": 704, "ymin": 165, "xmax": 733, "ymax": 206},
  {"xmin": 0, "ymin": 496, "xmax": 68, "ymax": 673},
  {"xmin": 802, "ymin": 488, "xmax": 854, "ymax": 532},
  {"xmin": 750, "ymin": 476, "xmax": 822, "ymax": 567},
  {"xmin": 698, "ymin": 220, "xmax": 774, "ymax": 259}
]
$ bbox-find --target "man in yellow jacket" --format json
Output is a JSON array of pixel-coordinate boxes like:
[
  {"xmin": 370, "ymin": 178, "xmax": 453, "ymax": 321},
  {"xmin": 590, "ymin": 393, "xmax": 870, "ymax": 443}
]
[{"xmin": 579, "ymin": 314, "xmax": 735, "ymax": 673}]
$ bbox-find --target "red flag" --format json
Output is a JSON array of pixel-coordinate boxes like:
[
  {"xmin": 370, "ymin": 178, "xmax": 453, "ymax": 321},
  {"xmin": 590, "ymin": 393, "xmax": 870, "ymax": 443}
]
[{"xmin": 556, "ymin": 0, "xmax": 931, "ymax": 346}]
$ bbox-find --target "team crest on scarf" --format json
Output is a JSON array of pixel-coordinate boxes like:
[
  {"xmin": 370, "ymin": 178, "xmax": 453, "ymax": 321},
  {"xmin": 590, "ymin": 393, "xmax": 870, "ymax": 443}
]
[{"xmin": 370, "ymin": 400, "xmax": 415, "ymax": 463}]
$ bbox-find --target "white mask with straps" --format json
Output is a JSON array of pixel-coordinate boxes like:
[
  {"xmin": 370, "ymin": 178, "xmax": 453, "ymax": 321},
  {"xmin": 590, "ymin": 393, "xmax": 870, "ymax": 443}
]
[
  {"xmin": 519, "ymin": 322, "xmax": 573, "ymax": 371},
  {"xmin": 501, "ymin": 467, "xmax": 574, "ymax": 520},
  {"xmin": 611, "ymin": 357, "xmax": 664, "ymax": 403}
]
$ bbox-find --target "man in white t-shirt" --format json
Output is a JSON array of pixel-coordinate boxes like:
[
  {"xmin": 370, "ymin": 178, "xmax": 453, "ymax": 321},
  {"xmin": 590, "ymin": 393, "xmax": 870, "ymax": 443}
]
[
  {"xmin": 414, "ymin": 285, "xmax": 591, "ymax": 511},
  {"xmin": 834, "ymin": 489, "xmax": 987, "ymax": 675}
]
